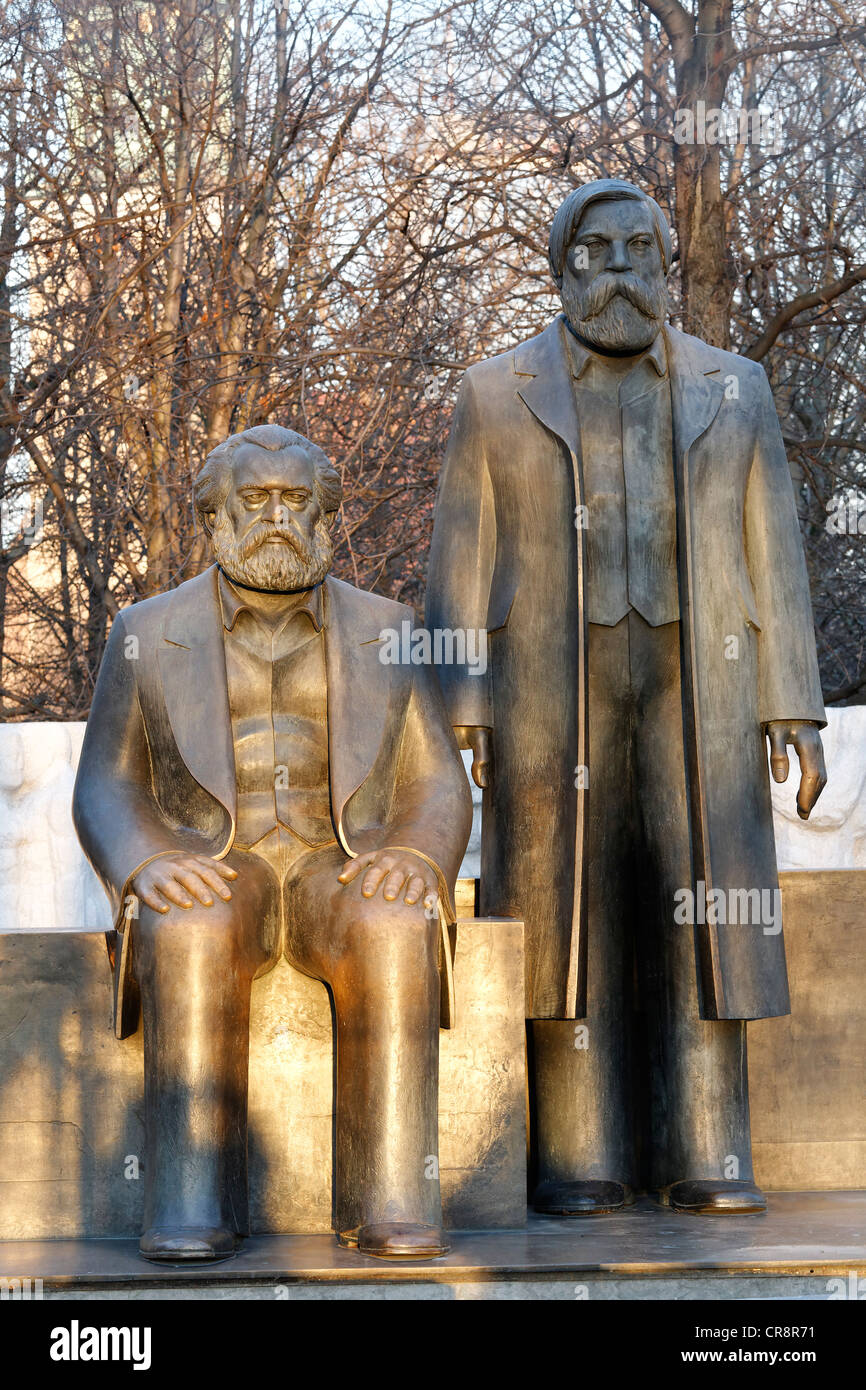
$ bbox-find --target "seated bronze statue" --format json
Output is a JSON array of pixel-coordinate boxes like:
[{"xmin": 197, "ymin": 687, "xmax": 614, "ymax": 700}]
[{"xmin": 73, "ymin": 425, "xmax": 472, "ymax": 1262}]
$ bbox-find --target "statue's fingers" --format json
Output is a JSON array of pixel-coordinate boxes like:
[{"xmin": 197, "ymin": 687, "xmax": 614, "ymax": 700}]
[
  {"xmin": 797, "ymin": 769, "xmax": 825, "ymax": 819},
  {"xmin": 137, "ymin": 885, "xmax": 169, "ymax": 913},
  {"xmin": 403, "ymin": 874, "xmax": 427, "ymax": 905},
  {"xmin": 155, "ymin": 877, "xmax": 194, "ymax": 909},
  {"xmin": 382, "ymin": 866, "xmax": 409, "ymax": 901},
  {"xmin": 474, "ymin": 729, "xmax": 494, "ymax": 788},
  {"xmin": 203, "ymin": 858, "xmax": 238, "ymax": 881},
  {"xmin": 174, "ymin": 870, "xmax": 214, "ymax": 906},
  {"xmin": 768, "ymin": 725, "xmax": 790, "ymax": 782},
  {"xmin": 807, "ymin": 735, "xmax": 828, "ymax": 786},
  {"xmin": 195, "ymin": 865, "xmax": 233, "ymax": 901},
  {"xmin": 337, "ymin": 856, "xmax": 367, "ymax": 883},
  {"xmin": 361, "ymin": 864, "xmax": 389, "ymax": 898}
]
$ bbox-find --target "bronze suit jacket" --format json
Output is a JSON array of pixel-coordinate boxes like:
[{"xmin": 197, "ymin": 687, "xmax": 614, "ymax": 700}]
[
  {"xmin": 426, "ymin": 315, "xmax": 825, "ymax": 1022},
  {"xmin": 73, "ymin": 566, "xmax": 473, "ymax": 1027}
]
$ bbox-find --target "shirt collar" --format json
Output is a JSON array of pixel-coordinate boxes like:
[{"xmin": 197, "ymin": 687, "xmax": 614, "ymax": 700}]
[
  {"xmin": 217, "ymin": 567, "xmax": 324, "ymax": 634},
  {"xmin": 564, "ymin": 318, "xmax": 667, "ymax": 381}
]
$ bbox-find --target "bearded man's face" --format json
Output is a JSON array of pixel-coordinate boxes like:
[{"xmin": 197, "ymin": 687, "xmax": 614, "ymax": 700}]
[
  {"xmin": 559, "ymin": 199, "xmax": 668, "ymax": 353},
  {"xmin": 208, "ymin": 443, "xmax": 334, "ymax": 592}
]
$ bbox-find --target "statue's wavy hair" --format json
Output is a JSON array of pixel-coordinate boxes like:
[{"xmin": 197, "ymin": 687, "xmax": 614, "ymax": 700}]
[
  {"xmin": 193, "ymin": 424, "xmax": 342, "ymax": 527},
  {"xmin": 548, "ymin": 179, "xmax": 673, "ymax": 287}
]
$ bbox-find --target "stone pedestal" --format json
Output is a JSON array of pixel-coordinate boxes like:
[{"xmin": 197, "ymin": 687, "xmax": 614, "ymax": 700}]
[
  {"xmin": 749, "ymin": 871, "xmax": 865, "ymax": 1190},
  {"xmin": 1, "ymin": 867, "xmax": 862, "ymax": 1244},
  {"xmin": 0, "ymin": 912, "xmax": 527, "ymax": 1239},
  {"xmin": 1, "ymin": 1193, "xmax": 863, "ymax": 1301}
]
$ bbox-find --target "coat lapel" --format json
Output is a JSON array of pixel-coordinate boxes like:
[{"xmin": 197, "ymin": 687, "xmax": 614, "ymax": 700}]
[
  {"xmin": 322, "ymin": 575, "xmax": 392, "ymax": 849},
  {"xmin": 664, "ymin": 324, "xmax": 726, "ymax": 462},
  {"xmin": 158, "ymin": 566, "xmax": 237, "ymax": 826},
  {"xmin": 515, "ymin": 317, "xmax": 727, "ymax": 468},
  {"xmin": 514, "ymin": 317, "xmax": 581, "ymax": 461}
]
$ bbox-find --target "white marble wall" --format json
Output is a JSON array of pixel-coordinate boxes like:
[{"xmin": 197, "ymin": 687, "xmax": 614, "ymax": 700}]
[
  {"xmin": 0, "ymin": 713, "xmax": 861, "ymax": 933},
  {"xmin": 0, "ymin": 723, "xmax": 110, "ymax": 933}
]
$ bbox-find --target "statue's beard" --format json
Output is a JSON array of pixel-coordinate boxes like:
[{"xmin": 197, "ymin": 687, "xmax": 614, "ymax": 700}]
[
  {"xmin": 211, "ymin": 507, "xmax": 334, "ymax": 591},
  {"xmin": 561, "ymin": 270, "xmax": 668, "ymax": 352}
]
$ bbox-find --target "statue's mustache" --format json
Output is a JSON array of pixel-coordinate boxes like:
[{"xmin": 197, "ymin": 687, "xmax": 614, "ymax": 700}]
[
  {"xmin": 578, "ymin": 272, "xmax": 664, "ymax": 321},
  {"xmin": 240, "ymin": 523, "xmax": 307, "ymax": 559}
]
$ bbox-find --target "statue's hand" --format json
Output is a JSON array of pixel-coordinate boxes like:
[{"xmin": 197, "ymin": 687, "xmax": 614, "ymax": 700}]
[
  {"xmin": 454, "ymin": 725, "xmax": 493, "ymax": 789},
  {"xmin": 338, "ymin": 848, "xmax": 436, "ymax": 911},
  {"xmin": 766, "ymin": 720, "xmax": 827, "ymax": 821},
  {"xmin": 132, "ymin": 852, "xmax": 238, "ymax": 913}
]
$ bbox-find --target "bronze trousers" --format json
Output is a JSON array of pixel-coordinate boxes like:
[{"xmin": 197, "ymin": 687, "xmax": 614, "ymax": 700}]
[
  {"xmin": 531, "ymin": 611, "xmax": 754, "ymax": 1191},
  {"xmin": 134, "ymin": 840, "xmax": 442, "ymax": 1238}
]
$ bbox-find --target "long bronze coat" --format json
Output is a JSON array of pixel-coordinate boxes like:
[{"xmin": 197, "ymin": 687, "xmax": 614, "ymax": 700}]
[
  {"xmin": 426, "ymin": 316, "xmax": 825, "ymax": 1021},
  {"xmin": 73, "ymin": 566, "xmax": 472, "ymax": 1023}
]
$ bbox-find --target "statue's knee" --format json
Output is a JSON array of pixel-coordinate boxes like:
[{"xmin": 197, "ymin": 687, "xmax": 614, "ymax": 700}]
[
  {"xmin": 349, "ymin": 894, "xmax": 439, "ymax": 962},
  {"xmin": 332, "ymin": 902, "xmax": 440, "ymax": 1026},
  {"xmin": 135, "ymin": 896, "xmax": 241, "ymax": 956}
]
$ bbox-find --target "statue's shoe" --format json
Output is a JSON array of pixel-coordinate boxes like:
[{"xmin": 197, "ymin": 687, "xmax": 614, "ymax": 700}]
[
  {"xmin": 344, "ymin": 1222, "xmax": 450, "ymax": 1259},
  {"xmin": 139, "ymin": 1226, "xmax": 240, "ymax": 1262},
  {"xmin": 661, "ymin": 1179, "xmax": 767, "ymax": 1215},
  {"xmin": 532, "ymin": 1179, "xmax": 633, "ymax": 1216}
]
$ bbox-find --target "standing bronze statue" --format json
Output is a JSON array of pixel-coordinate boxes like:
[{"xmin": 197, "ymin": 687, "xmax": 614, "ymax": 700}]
[
  {"xmin": 74, "ymin": 425, "xmax": 471, "ymax": 1261},
  {"xmin": 426, "ymin": 179, "xmax": 827, "ymax": 1215}
]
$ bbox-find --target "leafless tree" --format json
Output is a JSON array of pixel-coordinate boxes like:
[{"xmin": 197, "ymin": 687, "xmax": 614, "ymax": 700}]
[{"xmin": 1, "ymin": 0, "xmax": 865, "ymax": 716}]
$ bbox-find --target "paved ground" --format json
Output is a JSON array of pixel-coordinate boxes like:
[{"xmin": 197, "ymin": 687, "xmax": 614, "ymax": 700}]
[{"xmin": 1, "ymin": 1191, "xmax": 863, "ymax": 1299}]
